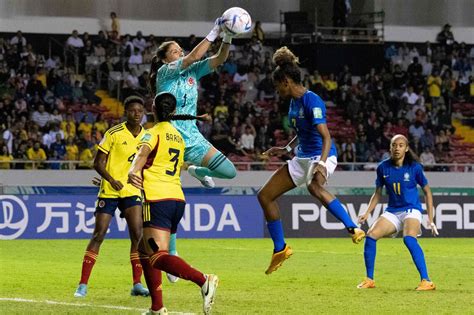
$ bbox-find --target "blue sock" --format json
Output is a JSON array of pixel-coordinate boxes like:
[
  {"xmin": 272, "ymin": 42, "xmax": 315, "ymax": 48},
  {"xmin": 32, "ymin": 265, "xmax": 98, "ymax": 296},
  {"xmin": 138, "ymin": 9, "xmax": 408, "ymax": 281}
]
[
  {"xmin": 169, "ymin": 233, "xmax": 177, "ymax": 255},
  {"xmin": 195, "ymin": 152, "xmax": 237, "ymax": 179},
  {"xmin": 364, "ymin": 236, "xmax": 377, "ymax": 279},
  {"xmin": 267, "ymin": 220, "xmax": 285, "ymax": 252},
  {"xmin": 327, "ymin": 199, "xmax": 357, "ymax": 229},
  {"xmin": 403, "ymin": 236, "xmax": 430, "ymax": 281}
]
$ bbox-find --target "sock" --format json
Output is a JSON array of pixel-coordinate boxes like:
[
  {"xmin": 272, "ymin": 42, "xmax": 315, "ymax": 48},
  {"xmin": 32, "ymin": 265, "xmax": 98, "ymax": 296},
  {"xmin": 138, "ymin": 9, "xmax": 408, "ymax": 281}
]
[
  {"xmin": 327, "ymin": 199, "xmax": 357, "ymax": 229},
  {"xmin": 195, "ymin": 152, "xmax": 237, "ymax": 179},
  {"xmin": 169, "ymin": 233, "xmax": 177, "ymax": 256},
  {"xmin": 139, "ymin": 253, "xmax": 163, "ymax": 311},
  {"xmin": 403, "ymin": 236, "xmax": 430, "ymax": 281},
  {"xmin": 150, "ymin": 250, "xmax": 206, "ymax": 287},
  {"xmin": 267, "ymin": 220, "xmax": 286, "ymax": 252},
  {"xmin": 79, "ymin": 250, "xmax": 98, "ymax": 284},
  {"xmin": 130, "ymin": 251, "xmax": 143, "ymax": 285},
  {"xmin": 364, "ymin": 237, "xmax": 377, "ymax": 279}
]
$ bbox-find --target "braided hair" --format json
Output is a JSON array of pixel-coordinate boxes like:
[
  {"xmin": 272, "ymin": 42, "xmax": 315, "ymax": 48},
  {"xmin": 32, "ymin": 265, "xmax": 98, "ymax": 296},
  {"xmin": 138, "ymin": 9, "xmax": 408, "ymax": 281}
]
[
  {"xmin": 154, "ymin": 92, "xmax": 208, "ymax": 122},
  {"xmin": 272, "ymin": 46, "xmax": 302, "ymax": 84}
]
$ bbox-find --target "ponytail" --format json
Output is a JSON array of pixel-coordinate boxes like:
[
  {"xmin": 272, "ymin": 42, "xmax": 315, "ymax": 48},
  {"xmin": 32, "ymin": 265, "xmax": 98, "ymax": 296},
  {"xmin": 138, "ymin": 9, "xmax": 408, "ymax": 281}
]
[
  {"xmin": 169, "ymin": 114, "xmax": 210, "ymax": 122},
  {"xmin": 148, "ymin": 41, "xmax": 176, "ymax": 96},
  {"xmin": 404, "ymin": 148, "xmax": 420, "ymax": 165}
]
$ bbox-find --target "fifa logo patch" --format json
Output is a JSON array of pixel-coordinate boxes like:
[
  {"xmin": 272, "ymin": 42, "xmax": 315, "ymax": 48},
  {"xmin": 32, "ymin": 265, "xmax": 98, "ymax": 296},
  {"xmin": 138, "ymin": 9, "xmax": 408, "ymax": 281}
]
[
  {"xmin": 313, "ymin": 107, "xmax": 323, "ymax": 119},
  {"xmin": 404, "ymin": 172, "xmax": 410, "ymax": 181},
  {"xmin": 187, "ymin": 77, "xmax": 195, "ymax": 86}
]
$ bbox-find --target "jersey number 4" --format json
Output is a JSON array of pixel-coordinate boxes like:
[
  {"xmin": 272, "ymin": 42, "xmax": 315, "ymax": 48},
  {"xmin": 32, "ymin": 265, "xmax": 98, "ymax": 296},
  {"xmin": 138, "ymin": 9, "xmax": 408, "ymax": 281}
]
[
  {"xmin": 166, "ymin": 148, "xmax": 180, "ymax": 176},
  {"xmin": 128, "ymin": 153, "xmax": 136, "ymax": 163}
]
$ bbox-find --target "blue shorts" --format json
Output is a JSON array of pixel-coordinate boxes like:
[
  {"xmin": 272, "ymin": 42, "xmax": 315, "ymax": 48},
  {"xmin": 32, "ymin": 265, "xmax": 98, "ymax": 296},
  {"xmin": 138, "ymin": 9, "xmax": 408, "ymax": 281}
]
[
  {"xmin": 95, "ymin": 196, "xmax": 142, "ymax": 217},
  {"xmin": 142, "ymin": 200, "xmax": 185, "ymax": 233},
  {"xmin": 184, "ymin": 134, "xmax": 212, "ymax": 165}
]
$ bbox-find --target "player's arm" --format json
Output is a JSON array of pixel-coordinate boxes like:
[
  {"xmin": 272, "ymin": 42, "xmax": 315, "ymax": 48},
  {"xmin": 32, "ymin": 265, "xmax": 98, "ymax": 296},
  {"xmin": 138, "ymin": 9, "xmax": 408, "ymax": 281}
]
[
  {"xmin": 182, "ymin": 18, "xmax": 222, "ymax": 69},
  {"xmin": 93, "ymin": 150, "xmax": 123, "ymax": 191},
  {"xmin": 359, "ymin": 186, "xmax": 383, "ymax": 224},
  {"xmin": 263, "ymin": 136, "xmax": 298, "ymax": 156},
  {"xmin": 422, "ymin": 184, "xmax": 439, "ymax": 236},
  {"xmin": 128, "ymin": 144, "xmax": 151, "ymax": 190},
  {"xmin": 208, "ymin": 40, "xmax": 231, "ymax": 70}
]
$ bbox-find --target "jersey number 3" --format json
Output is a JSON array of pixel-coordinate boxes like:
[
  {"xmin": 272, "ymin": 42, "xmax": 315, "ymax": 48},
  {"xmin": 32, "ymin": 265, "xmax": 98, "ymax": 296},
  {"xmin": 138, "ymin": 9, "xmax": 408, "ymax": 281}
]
[{"xmin": 166, "ymin": 148, "xmax": 180, "ymax": 176}]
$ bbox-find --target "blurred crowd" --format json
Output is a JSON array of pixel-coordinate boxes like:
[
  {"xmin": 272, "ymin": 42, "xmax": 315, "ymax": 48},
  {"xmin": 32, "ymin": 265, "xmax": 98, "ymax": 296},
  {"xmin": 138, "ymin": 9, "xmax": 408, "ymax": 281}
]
[{"xmin": 0, "ymin": 20, "xmax": 473, "ymax": 170}]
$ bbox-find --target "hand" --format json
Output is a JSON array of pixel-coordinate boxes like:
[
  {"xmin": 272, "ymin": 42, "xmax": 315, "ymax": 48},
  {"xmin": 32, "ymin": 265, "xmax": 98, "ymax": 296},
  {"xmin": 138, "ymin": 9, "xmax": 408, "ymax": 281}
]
[
  {"xmin": 263, "ymin": 146, "xmax": 287, "ymax": 156},
  {"xmin": 206, "ymin": 17, "xmax": 222, "ymax": 42},
  {"xmin": 91, "ymin": 177, "xmax": 101, "ymax": 187},
  {"xmin": 428, "ymin": 221, "xmax": 439, "ymax": 237},
  {"xmin": 128, "ymin": 173, "xmax": 143, "ymax": 190},
  {"xmin": 314, "ymin": 163, "xmax": 328, "ymax": 184},
  {"xmin": 358, "ymin": 212, "xmax": 370, "ymax": 224},
  {"xmin": 110, "ymin": 179, "xmax": 124, "ymax": 191}
]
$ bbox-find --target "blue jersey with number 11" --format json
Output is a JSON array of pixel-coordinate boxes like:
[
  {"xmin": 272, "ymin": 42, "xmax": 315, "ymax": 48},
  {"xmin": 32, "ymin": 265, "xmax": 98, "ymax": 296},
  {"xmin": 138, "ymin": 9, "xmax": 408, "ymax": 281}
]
[{"xmin": 375, "ymin": 159, "xmax": 428, "ymax": 213}]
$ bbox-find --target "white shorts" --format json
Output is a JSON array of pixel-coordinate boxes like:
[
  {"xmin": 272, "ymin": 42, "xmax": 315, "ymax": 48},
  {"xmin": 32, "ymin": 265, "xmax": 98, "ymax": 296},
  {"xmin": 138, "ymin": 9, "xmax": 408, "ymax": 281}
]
[
  {"xmin": 287, "ymin": 155, "xmax": 338, "ymax": 187},
  {"xmin": 381, "ymin": 209, "xmax": 422, "ymax": 236}
]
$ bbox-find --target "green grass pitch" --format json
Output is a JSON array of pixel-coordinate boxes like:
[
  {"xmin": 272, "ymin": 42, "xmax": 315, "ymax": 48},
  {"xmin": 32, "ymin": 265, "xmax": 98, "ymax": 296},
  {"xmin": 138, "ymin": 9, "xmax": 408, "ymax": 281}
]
[{"xmin": 1, "ymin": 238, "xmax": 473, "ymax": 314}]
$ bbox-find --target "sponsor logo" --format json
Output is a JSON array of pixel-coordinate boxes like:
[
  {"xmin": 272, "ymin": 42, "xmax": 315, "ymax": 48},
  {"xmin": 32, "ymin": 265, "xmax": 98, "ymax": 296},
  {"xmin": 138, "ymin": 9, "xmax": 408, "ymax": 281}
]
[{"xmin": 0, "ymin": 195, "xmax": 29, "ymax": 240}]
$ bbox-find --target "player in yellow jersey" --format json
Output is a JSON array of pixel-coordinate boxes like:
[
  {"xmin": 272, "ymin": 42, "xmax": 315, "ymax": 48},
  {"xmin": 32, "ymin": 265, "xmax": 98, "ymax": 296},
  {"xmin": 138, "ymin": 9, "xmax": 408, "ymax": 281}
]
[
  {"xmin": 74, "ymin": 96, "xmax": 149, "ymax": 298},
  {"xmin": 128, "ymin": 92, "xmax": 219, "ymax": 315}
]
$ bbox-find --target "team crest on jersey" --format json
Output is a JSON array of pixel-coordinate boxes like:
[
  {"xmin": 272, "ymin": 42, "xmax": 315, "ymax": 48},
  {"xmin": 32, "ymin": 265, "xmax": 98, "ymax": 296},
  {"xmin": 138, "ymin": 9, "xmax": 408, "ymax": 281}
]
[
  {"xmin": 98, "ymin": 200, "xmax": 105, "ymax": 208},
  {"xmin": 404, "ymin": 172, "xmax": 410, "ymax": 181},
  {"xmin": 298, "ymin": 107, "xmax": 304, "ymax": 118},
  {"xmin": 187, "ymin": 77, "xmax": 195, "ymax": 86}
]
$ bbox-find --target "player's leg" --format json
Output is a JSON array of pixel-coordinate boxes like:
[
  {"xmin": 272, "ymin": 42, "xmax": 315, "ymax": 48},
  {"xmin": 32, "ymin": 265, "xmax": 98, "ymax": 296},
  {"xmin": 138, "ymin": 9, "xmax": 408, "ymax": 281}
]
[
  {"xmin": 257, "ymin": 164, "xmax": 296, "ymax": 274},
  {"xmin": 166, "ymin": 233, "xmax": 179, "ymax": 283},
  {"xmin": 146, "ymin": 201, "xmax": 218, "ymax": 314},
  {"xmin": 357, "ymin": 214, "xmax": 397, "ymax": 288},
  {"xmin": 186, "ymin": 138, "xmax": 237, "ymax": 188},
  {"xmin": 122, "ymin": 198, "xmax": 149, "ymax": 296},
  {"xmin": 402, "ymin": 212, "xmax": 435, "ymax": 290},
  {"xmin": 74, "ymin": 198, "xmax": 115, "ymax": 297},
  {"xmin": 306, "ymin": 157, "xmax": 364, "ymax": 243},
  {"xmin": 139, "ymin": 234, "xmax": 165, "ymax": 314}
]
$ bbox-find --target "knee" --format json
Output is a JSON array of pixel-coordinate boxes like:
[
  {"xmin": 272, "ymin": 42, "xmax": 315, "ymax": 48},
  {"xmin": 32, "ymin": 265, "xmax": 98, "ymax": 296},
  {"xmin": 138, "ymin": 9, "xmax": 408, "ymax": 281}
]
[
  {"xmin": 257, "ymin": 189, "xmax": 270, "ymax": 206},
  {"xmin": 92, "ymin": 231, "xmax": 107, "ymax": 244},
  {"xmin": 307, "ymin": 183, "xmax": 324, "ymax": 200},
  {"xmin": 403, "ymin": 235, "xmax": 417, "ymax": 245}
]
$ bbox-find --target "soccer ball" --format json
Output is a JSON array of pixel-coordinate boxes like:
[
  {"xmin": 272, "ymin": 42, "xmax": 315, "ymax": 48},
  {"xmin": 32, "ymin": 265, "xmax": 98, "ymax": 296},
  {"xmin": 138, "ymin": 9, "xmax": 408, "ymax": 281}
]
[{"xmin": 221, "ymin": 7, "xmax": 252, "ymax": 36}]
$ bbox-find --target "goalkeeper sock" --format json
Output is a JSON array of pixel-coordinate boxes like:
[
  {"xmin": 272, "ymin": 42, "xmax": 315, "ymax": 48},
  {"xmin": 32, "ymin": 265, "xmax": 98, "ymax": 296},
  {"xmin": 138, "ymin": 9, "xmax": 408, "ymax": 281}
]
[
  {"xmin": 169, "ymin": 233, "xmax": 177, "ymax": 255},
  {"xmin": 403, "ymin": 236, "xmax": 430, "ymax": 281},
  {"xmin": 194, "ymin": 152, "xmax": 237, "ymax": 179},
  {"xmin": 364, "ymin": 237, "xmax": 377, "ymax": 279},
  {"xmin": 267, "ymin": 219, "xmax": 286, "ymax": 252}
]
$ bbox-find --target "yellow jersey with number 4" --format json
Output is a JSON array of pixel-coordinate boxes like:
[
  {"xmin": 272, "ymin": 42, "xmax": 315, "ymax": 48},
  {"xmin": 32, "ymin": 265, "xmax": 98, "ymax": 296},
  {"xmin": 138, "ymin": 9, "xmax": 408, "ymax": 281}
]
[
  {"xmin": 138, "ymin": 122, "xmax": 185, "ymax": 202},
  {"xmin": 97, "ymin": 122, "xmax": 145, "ymax": 198}
]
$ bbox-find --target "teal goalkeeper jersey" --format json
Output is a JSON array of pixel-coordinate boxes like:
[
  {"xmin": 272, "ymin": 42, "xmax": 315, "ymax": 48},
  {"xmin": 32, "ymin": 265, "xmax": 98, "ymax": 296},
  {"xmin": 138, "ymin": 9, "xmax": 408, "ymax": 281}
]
[{"xmin": 156, "ymin": 57, "xmax": 213, "ymax": 146}]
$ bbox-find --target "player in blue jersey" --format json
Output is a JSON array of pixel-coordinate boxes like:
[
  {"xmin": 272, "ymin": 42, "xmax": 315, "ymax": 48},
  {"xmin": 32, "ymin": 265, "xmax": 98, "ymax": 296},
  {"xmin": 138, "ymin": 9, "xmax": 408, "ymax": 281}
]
[
  {"xmin": 357, "ymin": 134, "xmax": 438, "ymax": 291},
  {"xmin": 148, "ymin": 20, "xmax": 236, "ymax": 283},
  {"xmin": 149, "ymin": 19, "xmax": 237, "ymax": 190},
  {"xmin": 258, "ymin": 47, "xmax": 365, "ymax": 275}
]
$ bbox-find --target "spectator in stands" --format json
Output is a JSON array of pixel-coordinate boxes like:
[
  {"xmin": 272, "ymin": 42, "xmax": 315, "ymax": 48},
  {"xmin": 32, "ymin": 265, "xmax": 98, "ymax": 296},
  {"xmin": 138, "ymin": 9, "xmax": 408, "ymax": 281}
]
[
  {"xmin": 31, "ymin": 104, "xmax": 50, "ymax": 129},
  {"xmin": 10, "ymin": 30, "xmax": 27, "ymax": 49},
  {"xmin": 384, "ymin": 44, "xmax": 397, "ymax": 61},
  {"xmin": 433, "ymin": 142, "xmax": 449, "ymax": 171},
  {"xmin": 2, "ymin": 124, "xmax": 14, "ymax": 154},
  {"xmin": 94, "ymin": 42, "xmax": 106, "ymax": 58},
  {"xmin": 420, "ymin": 128, "xmax": 435, "ymax": 151},
  {"xmin": 50, "ymin": 133, "xmax": 66, "ymax": 160},
  {"xmin": 407, "ymin": 57, "xmax": 423, "ymax": 77},
  {"xmin": 132, "ymin": 31, "xmax": 147, "ymax": 52},
  {"xmin": 82, "ymin": 74, "xmax": 101, "ymax": 104},
  {"xmin": 401, "ymin": 86, "xmax": 419, "ymax": 106},
  {"xmin": 435, "ymin": 129, "xmax": 450, "ymax": 151},
  {"xmin": 27, "ymin": 141, "xmax": 47, "ymax": 169},
  {"xmin": 240, "ymin": 125, "xmax": 256, "ymax": 154},
  {"xmin": 355, "ymin": 133, "xmax": 370, "ymax": 162},
  {"xmin": 78, "ymin": 140, "xmax": 94, "ymax": 169},
  {"xmin": 128, "ymin": 47, "xmax": 143, "ymax": 65},
  {"xmin": 436, "ymin": 23, "xmax": 455, "ymax": 52},
  {"xmin": 427, "ymin": 70, "xmax": 442, "ymax": 109},
  {"xmin": 67, "ymin": 30, "xmax": 84, "ymax": 49},
  {"xmin": 0, "ymin": 144, "xmax": 13, "ymax": 169},
  {"xmin": 341, "ymin": 143, "xmax": 356, "ymax": 170},
  {"xmin": 420, "ymin": 146, "xmax": 436, "ymax": 169},
  {"xmin": 110, "ymin": 12, "xmax": 120, "ymax": 36},
  {"xmin": 74, "ymin": 104, "xmax": 95, "ymax": 124},
  {"xmin": 408, "ymin": 120, "xmax": 425, "ymax": 141},
  {"xmin": 65, "ymin": 136, "xmax": 79, "ymax": 162}
]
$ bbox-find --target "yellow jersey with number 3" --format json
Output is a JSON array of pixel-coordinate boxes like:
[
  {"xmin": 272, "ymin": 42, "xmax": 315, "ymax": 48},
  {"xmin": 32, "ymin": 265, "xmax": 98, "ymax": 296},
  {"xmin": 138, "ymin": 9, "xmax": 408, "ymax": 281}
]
[
  {"xmin": 138, "ymin": 122, "xmax": 185, "ymax": 202},
  {"xmin": 97, "ymin": 122, "xmax": 145, "ymax": 198}
]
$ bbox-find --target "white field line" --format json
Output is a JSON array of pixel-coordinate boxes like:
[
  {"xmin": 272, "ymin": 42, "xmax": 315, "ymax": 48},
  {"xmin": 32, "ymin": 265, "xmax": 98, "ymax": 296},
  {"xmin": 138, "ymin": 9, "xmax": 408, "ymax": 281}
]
[{"xmin": 0, "ymin": 297, "xmax": 195, "ymax": 314}]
